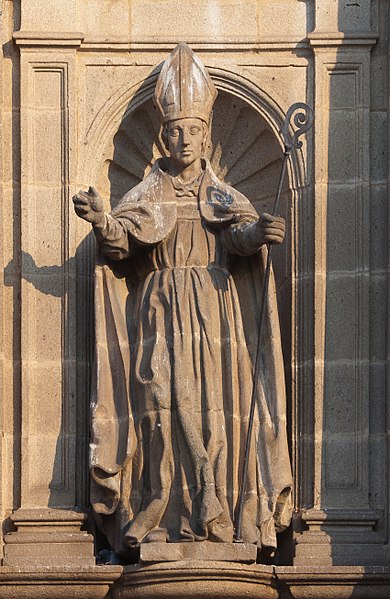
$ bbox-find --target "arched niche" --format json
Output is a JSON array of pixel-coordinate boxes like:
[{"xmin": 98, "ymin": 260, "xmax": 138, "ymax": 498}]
[
  {"xmin": 93, "ymin": 92, "xmax": 289, "ymax": 211},
  {"xmin": 82, "ymin": 68, "xmax": 306, "ymax": 207}
]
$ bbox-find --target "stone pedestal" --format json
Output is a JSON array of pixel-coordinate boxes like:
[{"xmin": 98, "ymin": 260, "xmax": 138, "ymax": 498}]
[
  {"xmin": 140, "ymin": 541, "xmax": 257, "ymax": 564},
  {"xmin": 3, "ymin": 509, "xmax": 95, "ymax": 567},
  {"xmin": 294, "ymin": 509, "xmax": 387, "ymax": 567}
]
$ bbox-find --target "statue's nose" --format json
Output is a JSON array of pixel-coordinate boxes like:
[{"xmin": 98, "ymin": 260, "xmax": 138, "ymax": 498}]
[{"xmin": 182, "ymin": 129, "xmax": 191, "ymax": 145}]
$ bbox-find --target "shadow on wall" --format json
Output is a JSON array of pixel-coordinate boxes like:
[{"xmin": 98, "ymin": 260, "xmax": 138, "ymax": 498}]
[
  {"xmin": 3, "ymin": 235, "xmax": 94, "ymax": 513},
  {"xmin": 1, "ymin": 0, "xmax": 22, "ymax": 537}
]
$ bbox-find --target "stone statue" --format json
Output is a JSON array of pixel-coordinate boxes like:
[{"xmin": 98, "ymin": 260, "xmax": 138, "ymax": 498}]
[{"xmin": 73, "ymin": 42, "xmax": 292, "ymax": 560}]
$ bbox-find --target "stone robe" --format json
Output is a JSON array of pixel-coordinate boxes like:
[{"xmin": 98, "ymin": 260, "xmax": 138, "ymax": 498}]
[{"xmin": 89, "ymin": 159, "xmax": 292, "ymax": 555}]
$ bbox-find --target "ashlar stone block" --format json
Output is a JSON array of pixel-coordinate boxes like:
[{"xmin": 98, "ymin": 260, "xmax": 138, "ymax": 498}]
[{"xmin": 130, "ymin": 0, "xmax": 259, "ymax": 43}]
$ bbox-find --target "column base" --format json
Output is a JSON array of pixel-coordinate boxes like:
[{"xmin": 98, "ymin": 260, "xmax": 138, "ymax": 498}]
[
  {"xmin": 294, "ymin": 509, "xmax": 388, "ymax": 566},
  {"xmin": 3, "ymin": 509, "xmax": 95, "ymax": 567}
]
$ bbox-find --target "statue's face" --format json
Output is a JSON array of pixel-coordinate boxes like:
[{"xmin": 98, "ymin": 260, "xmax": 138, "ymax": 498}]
[{"xmin": 166, "ymin": 118, "xmax": 207, "ymax": 169}]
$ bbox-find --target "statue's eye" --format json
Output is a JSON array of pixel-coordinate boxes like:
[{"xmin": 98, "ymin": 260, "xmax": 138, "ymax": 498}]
[
  {"xmin": 190, "ymin": 127, "xmax": 201, "ymax": 135},
  {"xmin": 170, "ymin": 128, "xmax": 180, "ymax": 137}
]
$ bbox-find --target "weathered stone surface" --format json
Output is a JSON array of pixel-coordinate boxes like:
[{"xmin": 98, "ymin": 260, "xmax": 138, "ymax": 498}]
[{"xmin": 140, "ymin": 541, "xmax": 257, "ymax": 564}]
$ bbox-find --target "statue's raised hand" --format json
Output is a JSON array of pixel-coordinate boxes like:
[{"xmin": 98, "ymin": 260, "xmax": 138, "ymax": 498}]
[
  {"xmin": 72, "ymin": 186, "xmax": 104, "ymax": 225},
  {"xmin": 256, "ymin": 213, "xmax": 285, "ymax": 245}
]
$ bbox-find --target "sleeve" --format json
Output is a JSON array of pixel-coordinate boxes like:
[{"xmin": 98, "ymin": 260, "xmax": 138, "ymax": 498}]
[
  {"xmin": 93, "ymin": 214, "xmax": 135, "ymax": 261},
  {"xmin": 221, "ymin": 219, "xmax": 264, "ymax": 256}
]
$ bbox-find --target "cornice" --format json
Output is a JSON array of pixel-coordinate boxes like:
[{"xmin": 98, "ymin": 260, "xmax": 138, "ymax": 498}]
[
  {"xmin": 308, "ymin": 30, "xmax": 378, "ymax": 48},
  {"xmin": 13, "ymin": 31, "xmax": 84, "ymax": 47},
  {"xmin": 12, "ymin": 31, "xmax": 311, "ymax": 52}
]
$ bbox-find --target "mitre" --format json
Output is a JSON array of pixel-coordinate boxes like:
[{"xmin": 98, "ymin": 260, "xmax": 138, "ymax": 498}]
[{"xmin": 155, "ymin": 42, "xmax": 217, "ymax": 124}]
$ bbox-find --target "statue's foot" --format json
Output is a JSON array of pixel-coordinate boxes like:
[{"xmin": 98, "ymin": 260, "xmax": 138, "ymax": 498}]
[
  {"xmin": 143, "ymin": 527, "xmax": 168, "ymax": 543},
  {"xmin": 124, "ymin": 526, "xmax": 168, "ymax": 547}
]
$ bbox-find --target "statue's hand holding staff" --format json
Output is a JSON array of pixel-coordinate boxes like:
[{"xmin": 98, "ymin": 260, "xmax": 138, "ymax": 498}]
[
  {"xmin": 256, "ymin": 213, "xmax": 285, "ymax": 246},
  {"xmin": 73, "ymin": 186, "xmax": 105, "ymax": 225}
]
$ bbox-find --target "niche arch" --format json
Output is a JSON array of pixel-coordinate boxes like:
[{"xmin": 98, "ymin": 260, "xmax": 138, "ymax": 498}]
[{"xmin": 81, "ymin": 67, "xmax": 307, "ymax": 205}]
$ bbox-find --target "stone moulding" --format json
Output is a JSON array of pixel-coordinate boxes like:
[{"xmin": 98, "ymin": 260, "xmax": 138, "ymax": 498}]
[
  {"xmin": 1, "ymin": 564, "xmax": 390, "ymax": 599},
  {"xmin": 12, "ymin": 30, "xmax": 310, "ymax": 51},
  {"xmin": 112, "ymin": 562, "xmax": 277, "ymax": 599},
  {"xmin": 0, "ymin": 566, "xmax": 122, "ymax": 599},
  {"xmin": 104, "ymin": 563, "xmax": 390, "ymax": 599},
  {"xmin": 275, "ymin": 566, "xmax": 390, "ymax": 599},
  {"xmin": 13, "ymin": 30, "xmax": 84, "ymax": 46},
  {"xmin": 307, "ymin": 30, "xmax": 378, "ymax": 48}
]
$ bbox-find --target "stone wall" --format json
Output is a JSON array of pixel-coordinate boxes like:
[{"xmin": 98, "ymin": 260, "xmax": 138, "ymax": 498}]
[{"xmin": 0, "ymin": 0, "xmax": 389, "ymax": 594}]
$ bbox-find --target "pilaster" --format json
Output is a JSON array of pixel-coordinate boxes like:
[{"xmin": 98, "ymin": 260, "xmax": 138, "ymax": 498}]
[
  {"xmin": 294, "ymin": 0, "xmax": 385, "ymax": 566},
  {"xmin": 3, "ymin": 31, "xmax": 93, "ymax": 567}
]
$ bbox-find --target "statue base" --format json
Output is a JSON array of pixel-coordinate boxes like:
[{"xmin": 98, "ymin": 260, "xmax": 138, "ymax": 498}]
[{"xmin": 139, "ymin": 541, "xmax": 257, "ymax": 563}]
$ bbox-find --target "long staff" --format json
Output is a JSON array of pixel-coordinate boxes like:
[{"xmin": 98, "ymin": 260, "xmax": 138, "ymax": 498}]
[{"xmin": 234, "ymin": 103, "xmax": 314, "ymax": 542}]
